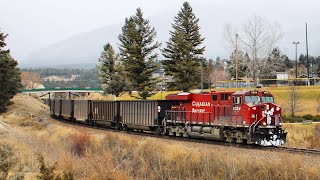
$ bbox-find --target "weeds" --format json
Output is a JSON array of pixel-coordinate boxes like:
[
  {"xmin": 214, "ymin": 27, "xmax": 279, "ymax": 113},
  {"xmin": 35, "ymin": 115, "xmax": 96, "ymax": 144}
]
[
  {"xmin": 36, "ymin": 153, "xmax": 60, "ymax": 180},
  {"xmin": 0, "ymin": 144, "xmax": 15, "ymax": 179},
  {"xmin": 310, "ymin": 124, "xmax": 320, "ymax": 149},
  {"xmin": 62, "ymin": 168, "xmax": 74, "ymax": 180},
  {"xmin": 37, "ymin": 153, "xmax": 74, "ymax": 180},
  {"xmin": 70, "ymin": 133, "xmax": 91, "ymax": 157}
]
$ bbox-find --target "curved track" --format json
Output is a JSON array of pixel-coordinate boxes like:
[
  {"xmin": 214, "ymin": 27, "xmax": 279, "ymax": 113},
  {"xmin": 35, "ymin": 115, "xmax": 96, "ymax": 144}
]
[
  {"xmin": 274, "ymin": 146, "xmax": 320, "ymax": 155},
  {"xmin": 51, "ymin": 115, "xmax": 320, "ymax": 156}
]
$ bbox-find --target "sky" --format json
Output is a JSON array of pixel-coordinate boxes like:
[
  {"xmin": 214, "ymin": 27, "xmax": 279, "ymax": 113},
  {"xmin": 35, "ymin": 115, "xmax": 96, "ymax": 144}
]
[{"xmin": 1, "ymin": 0, "xmax": 319, "ymax": 64}]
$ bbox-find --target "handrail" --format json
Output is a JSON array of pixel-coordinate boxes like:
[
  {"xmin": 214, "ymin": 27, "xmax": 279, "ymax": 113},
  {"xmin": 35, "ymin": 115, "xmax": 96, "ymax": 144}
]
[{"xmin": 250, "ymin": 116, "xmax": 264, "ymax": 134}]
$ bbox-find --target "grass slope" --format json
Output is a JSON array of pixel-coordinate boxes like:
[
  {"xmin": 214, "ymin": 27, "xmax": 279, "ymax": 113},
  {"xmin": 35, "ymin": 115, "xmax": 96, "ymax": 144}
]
[{"xmin": 0, "ymin": 94, "xmax": 320, "ymax": 179}]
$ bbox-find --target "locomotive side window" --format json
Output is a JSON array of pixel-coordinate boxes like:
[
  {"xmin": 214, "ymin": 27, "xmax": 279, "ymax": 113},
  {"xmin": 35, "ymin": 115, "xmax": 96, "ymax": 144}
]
[
  {"xmin": 212, "ymin": 95, "xmax": 218, "ymax": 101},
  {"xmin": 233, "ymin": 96, "xmax": 242, "ymax": 105},
  {"xmin": 221, "ymin": 94, "xmax": 230, "ymax": 101}
]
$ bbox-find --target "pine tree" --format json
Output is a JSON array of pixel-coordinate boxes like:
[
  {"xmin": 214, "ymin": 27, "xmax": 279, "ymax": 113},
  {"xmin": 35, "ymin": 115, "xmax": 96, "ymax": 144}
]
[
  {"xmin": 299, "ymin": 54, "xmax": 307, "ymax": 66},
  {"xmin": 162, "ymin": 2, "xmax": 205, "ymax": 92},
  {"xmin": 0, "ymin": 31, "xmax": 8, "ymax": 53},
  {"xmin": 0, "ymin": 29, "xmax": 21, "ymax": 113},
  {"xmin": 216, "ymin": 57, "xmax": 221, "ymax": 66},
  {"xmin": 284, "ymin": 55, "xmax": 293, "ymax": 69},
  {"xmin": 118, "ymin": 8, "xmax": 160, "ymax": 99},
  {"xmin": 98, "ymin": 43, "xmax": 126, "ymax": 97},
  {"xmin": 260, "ymin": 47, "xmax": 285, "ymax": 79}
]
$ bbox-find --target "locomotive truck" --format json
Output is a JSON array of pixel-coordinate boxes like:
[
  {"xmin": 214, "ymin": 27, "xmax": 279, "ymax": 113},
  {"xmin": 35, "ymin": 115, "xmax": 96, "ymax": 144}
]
[{"xmin": 50, "ymin": 90, "xmax": 287, "ymax": 146}]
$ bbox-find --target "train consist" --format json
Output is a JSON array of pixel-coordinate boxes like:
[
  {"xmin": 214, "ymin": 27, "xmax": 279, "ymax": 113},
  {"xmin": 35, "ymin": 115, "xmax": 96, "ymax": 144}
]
[{"xmin": 50, "ymin": 90, "xmax": 287, "ymax": 146}]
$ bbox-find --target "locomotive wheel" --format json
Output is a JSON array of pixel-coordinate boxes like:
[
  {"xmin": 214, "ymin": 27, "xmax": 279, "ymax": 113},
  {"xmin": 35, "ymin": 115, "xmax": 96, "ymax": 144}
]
[
  {"xmin": 123, "ymin": 125, "xmax": 128, "ymax": 131},
  {"xmin": 155, "ymin": 127, "xmax": 164, "ymax": 135},
  {"xmin": 115, "ymin": 123, "xmax": 122, "ymax": 130}
]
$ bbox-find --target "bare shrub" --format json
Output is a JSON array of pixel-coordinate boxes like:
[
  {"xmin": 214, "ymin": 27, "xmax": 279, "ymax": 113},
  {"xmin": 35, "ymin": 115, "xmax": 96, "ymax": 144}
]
[
  {"xmin": 317, "ymin": 94, "xmax": 320, "ymax": 115},
  {"xmin": 70, "ymin": 133, "xmax": 91, "ymax": 157},
  {"xmin": 0, "ymin": 143, "xmax": 15, "ymax": 179},
  {"xmin": 101, "ymin": 133, "xmax": 137, "ymax": 164},
  {"xmin": 36, "ymin": 153, "xmax": 61, "ymax": 180},
  {"xmin": 62, "ymin": 168, "xmax": 74, "ymax": 180},
  {"xmin": 310, "ymin": 124, "xmax": 320, "ymax": 149},
  {"xmin": 286, "ymin": 83, "xmax": 301, "ymax": 117}
]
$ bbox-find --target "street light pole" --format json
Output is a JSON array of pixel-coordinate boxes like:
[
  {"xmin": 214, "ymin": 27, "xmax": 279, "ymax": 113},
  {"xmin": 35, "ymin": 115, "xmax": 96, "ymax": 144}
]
[{"xmin": 293, "ymin": 42, "xmax": 300, "ymax": 79}]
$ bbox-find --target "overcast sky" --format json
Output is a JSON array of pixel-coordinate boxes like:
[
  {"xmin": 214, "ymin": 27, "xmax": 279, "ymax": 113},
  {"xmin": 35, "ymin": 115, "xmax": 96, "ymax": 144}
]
[{"xmin": 1, "ymin": 0, "xmax": 319, "ymax": 64}]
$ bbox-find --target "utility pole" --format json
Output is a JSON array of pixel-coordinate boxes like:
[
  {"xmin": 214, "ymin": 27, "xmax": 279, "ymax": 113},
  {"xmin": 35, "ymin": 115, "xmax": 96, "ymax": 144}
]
[
  {"xmin": 306, "ymin": 23, "xmax": 310, "ymax": 86},
  {"xmin": 235, "ymin": 33, "xmax": 239, "ymax": 88},
  {"xmin": 293, "ymin": 42, "xmax": 300, "ymax": 79},
  {"xmin": 201, "ymin": 58, "xmax": 203, "ymax": 91}
]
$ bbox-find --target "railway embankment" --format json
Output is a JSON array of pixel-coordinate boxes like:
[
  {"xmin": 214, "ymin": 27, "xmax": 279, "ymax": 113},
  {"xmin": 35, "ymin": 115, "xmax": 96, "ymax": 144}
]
[{"xmin": 0, "ymin": 94, "xmax": 320, "ymax": 179}]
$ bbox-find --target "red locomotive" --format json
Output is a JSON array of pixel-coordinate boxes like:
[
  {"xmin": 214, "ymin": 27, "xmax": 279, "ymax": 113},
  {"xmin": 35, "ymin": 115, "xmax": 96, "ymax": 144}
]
[{"xmin": 164, "ymin": 90, "xmax": 287, "ymax": 146}]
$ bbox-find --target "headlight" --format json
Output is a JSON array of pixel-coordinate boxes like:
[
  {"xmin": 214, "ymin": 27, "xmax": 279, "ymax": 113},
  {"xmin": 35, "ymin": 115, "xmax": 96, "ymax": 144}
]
[
  {"xmin": 251, "ymin": 114, "xmax": 255, "ymax": 118},
  {"xmin": 279, "ymin": 122, "xmax": 282, "ymax": 126},
  {"xmin": 266, "ymin": 105, "xmax": 269, "ymax": 110},
  {"xmin": 243, "ymin": 121, "xmax": 246, "ymax": 125},
  {"xmin": 262, "ymin": 122, "xmax": 267, "ymax": 126},
  {"xmin": 276, "ymin": 106, "xmax": 280, "ymax": 111}
]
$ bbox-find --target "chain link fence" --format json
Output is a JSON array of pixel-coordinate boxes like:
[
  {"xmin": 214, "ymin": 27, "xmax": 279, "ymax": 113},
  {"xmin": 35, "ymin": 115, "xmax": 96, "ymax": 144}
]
[{"xmin": 216, "ymin": 78, "xmax": 320, "ymax": 88}]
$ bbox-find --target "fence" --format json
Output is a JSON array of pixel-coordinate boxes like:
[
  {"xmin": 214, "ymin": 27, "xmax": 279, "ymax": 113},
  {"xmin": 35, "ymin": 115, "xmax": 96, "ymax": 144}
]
[{"xmin": 216, "ymin": 78, "xmax": 320, "ymax": 88}]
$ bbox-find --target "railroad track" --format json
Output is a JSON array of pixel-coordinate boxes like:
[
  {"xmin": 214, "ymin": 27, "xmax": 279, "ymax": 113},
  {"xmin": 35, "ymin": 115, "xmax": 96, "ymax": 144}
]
[
  {"xmin": 50, "ymin": 115, "xmax": 320, "ymax": 156},
  {"xmin": 274, "ymin": 146, "xmax": 320, "ymax": 155}
]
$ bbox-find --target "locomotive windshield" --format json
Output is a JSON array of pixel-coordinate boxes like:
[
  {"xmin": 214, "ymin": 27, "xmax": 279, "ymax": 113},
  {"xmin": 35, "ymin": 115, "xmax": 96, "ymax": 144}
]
[
  {"xmin": 244, "ymin": 95, "xmax": 260, "ymax": 105},
  {"xmin": 261, "ymin": 96, "xmax": 274, "ymax": 103}
]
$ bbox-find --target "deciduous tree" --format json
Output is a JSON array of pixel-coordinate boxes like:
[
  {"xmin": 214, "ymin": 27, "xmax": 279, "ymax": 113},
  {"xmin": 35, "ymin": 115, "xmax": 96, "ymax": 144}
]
[
  {"xmin": 286, "ymin": 83, "xmax": 300, "ymax": 117},
  {"xmin": 226, "ymin": 50, "xmax": 248, "ymax": 79},
  {"xmin": 224, "ymin": 16, "xmax": 282, "ymax": 81}
]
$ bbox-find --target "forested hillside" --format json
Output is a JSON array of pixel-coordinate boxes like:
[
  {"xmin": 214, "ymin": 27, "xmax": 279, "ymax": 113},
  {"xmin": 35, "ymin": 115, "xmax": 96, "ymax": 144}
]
[{"xmin": 22, "ymin": 67, "xmax": 101, "ymax": 88}]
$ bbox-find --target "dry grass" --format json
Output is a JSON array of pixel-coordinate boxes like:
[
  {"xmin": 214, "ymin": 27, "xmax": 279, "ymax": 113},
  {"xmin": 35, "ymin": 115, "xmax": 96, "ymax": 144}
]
[
  {"xmin": 283, "ymin": 123, "xmax": 320, "ymax": 148},
  {"xmin": 1, "ymin": 94, "xmax": 320, "ymax": 179}
]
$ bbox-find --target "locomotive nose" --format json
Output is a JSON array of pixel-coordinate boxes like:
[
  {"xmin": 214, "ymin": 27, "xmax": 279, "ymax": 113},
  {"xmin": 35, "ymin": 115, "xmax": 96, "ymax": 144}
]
[{"xmin": 259, "ymin": 103, "xmax": 281, "ymax": 127}]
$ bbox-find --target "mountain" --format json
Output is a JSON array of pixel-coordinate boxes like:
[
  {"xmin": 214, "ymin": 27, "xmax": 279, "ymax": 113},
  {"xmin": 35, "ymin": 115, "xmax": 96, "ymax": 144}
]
[
  {"xmin": 22, "ymin": 11, "xmax": 222, "ymax": 67},
  {"xmin": 23, "ymin": 25, "xmax": 122, "ymax": 67},
  {"xmin": 22, "ymin": 11, "xmax": 320, "ymax": 68}
]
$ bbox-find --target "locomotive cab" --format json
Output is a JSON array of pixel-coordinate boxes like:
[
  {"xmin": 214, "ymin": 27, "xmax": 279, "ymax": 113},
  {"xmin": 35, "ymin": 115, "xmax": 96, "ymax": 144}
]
[
  {"xmin": 245, "ymin": 90, "xmax": 286, "ymax": 146},
  {"xmin": 230, "ymin": 90, "xmax": 287, "ymax": 146}
]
